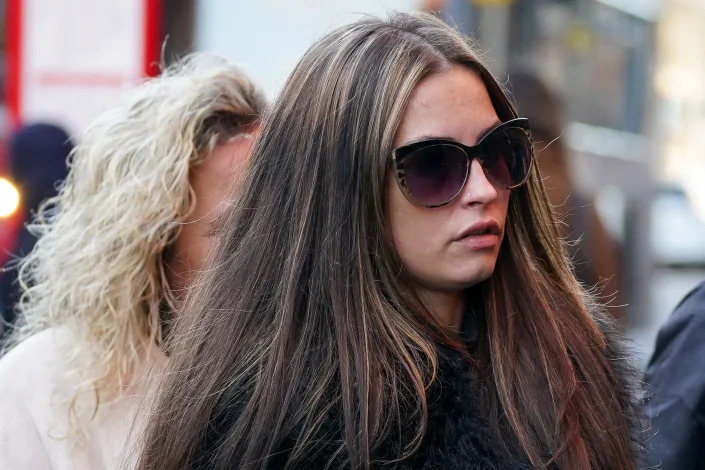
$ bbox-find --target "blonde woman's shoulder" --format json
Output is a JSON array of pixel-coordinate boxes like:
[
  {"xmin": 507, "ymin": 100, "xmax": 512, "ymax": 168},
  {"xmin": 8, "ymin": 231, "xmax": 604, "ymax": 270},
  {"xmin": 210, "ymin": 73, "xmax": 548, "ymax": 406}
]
[
  {"xmin": 0, "ymin": 326, "xmax": 73, "ymax": 387},
  {"xmin": 0, "ymin": 327, "xmax": 72, "ymax": 469},
  {"xmin": 0, "ymin": 327, "xmax": 166, "ymax": 470},
  {"xmin": 0, "ymin": 327, "xmax": 164, "ymax": 469}
]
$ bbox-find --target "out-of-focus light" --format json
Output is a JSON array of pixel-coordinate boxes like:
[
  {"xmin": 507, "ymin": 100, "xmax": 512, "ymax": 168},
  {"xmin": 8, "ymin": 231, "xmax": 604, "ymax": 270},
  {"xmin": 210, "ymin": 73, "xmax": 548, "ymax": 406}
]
[
  {"xmin": 472, "ymin": 0, "xmax": 513, "ymax": 6},
  {"xmin": 595, "ymin": 0, "xmax": 662, "ymax": 22},
  {"xmin": 683, "ymin": 172, "xmax": 705, "ymax": 225},
  {"xmin": 567, "ymin": 122, "xmax": 648, "ymax": 161},
  {"xmin": 0, "ymin": 177, "xmax": 20, "ymax": 218},
  {"xmin": 656, "ymin": 66, "xmax": 704, "ymax": 101}
]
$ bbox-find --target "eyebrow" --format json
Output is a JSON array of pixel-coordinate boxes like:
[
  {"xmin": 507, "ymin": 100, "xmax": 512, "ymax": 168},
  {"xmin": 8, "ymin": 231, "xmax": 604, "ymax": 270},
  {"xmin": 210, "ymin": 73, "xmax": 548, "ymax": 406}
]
[
  {"xmin": 403, "ymin": 119, "xmax": 503, "ymax": 147},
  {"xmin": 476, "ymin": 119, "xmax": 503, "ymax": 141}
]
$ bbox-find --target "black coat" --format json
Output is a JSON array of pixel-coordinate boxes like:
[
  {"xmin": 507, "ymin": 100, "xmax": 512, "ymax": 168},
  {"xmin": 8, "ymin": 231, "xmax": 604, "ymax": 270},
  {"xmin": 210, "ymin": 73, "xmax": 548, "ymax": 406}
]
[
  {"xmin": 197, "ymin": 318, "xmax": 644, "ymax": 469},
  {"xmin": 645, "ymin": 281, "xmax": 705, "ymax": 470},
  {"xmin": 279, "ymin": 323, "xmax": 641, "ymax": 469}
]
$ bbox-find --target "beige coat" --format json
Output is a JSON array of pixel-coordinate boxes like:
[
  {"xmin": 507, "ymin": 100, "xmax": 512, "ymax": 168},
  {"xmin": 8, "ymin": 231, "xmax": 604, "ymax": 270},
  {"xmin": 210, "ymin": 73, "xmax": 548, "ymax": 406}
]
[{"xmin": 0, "ymin": 328, "xmax": 165, "ymax": 469}]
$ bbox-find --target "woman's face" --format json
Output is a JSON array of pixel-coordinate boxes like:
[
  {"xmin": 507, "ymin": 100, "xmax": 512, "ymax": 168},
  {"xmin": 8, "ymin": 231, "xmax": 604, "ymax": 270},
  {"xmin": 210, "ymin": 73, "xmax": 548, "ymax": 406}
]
[
  {"xmin": 169, "ymin": 131, "xmax": 257, "ymax": 293},
  {"xmin": 387, "ymin": 65, "xmax": 510, "ymax": 293}
]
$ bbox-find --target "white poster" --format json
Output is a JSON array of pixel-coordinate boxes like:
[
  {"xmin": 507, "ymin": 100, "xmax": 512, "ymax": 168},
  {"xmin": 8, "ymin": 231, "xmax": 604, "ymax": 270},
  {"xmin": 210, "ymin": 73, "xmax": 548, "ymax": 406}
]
[{"xmin": 17, "ymin": 0, "xmax": 149, "ymax": 138}]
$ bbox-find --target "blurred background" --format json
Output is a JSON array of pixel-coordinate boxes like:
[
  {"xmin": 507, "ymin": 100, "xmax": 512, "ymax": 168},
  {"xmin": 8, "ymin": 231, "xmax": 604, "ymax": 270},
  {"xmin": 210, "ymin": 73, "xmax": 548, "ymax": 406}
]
[{"xmin": 0, "ymin": 0, "xmax": 703, "ymax": 368}]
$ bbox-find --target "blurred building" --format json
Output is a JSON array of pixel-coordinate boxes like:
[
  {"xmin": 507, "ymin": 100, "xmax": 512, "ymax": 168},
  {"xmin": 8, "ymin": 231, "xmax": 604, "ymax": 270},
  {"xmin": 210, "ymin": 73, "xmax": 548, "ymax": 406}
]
[
  {"xmin": 648, "ymin": 0, "xmax": 705, "ymax": 364},
  {"xmin": 189, "ymin": 0, "xmax": 419, "ymax": 98},
  {"xmin": 655, "ymin": 0, "xmax": 705, "ymax": 228}
]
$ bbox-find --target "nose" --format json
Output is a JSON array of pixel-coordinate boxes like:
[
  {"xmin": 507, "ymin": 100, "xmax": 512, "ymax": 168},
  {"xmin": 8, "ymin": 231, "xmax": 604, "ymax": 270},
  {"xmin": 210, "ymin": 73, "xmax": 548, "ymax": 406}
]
[{"xmin": 458, "ymin": 159, "xmax": 498, "ymax": 206}]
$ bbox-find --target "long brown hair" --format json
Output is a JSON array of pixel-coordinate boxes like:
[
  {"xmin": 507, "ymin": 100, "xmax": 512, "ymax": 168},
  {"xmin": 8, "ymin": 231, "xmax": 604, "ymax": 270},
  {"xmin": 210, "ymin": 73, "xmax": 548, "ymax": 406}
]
[{"xmin": 138, "ymin": 13, "xmax": 635, "ymax": 469}]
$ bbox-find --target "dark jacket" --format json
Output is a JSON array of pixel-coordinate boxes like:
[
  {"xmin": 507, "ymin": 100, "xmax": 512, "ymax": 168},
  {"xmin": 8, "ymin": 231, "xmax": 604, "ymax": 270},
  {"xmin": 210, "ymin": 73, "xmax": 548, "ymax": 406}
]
[
  {"xmin": 0, "ymin": 123, "xmax": 71, "ymax": 328},
  {"xmin": 197, "ymin": 318, "xmax": 643, "ymax": 469},
  {"xmin": 645, "ymin": 281, "xmax": 705, "ymax": 469}
]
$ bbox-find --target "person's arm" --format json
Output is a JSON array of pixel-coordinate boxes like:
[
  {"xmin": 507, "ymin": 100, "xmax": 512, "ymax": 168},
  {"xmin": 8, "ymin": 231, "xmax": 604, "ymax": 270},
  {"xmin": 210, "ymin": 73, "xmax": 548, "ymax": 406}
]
[
  {"xmin": 0, "ymin": 346, "xmax": 53, "ymax": 469},
  {"xmin": 644, "ymin": 394, "xmax": 704, "ymax": 469},
  {"xmin": 0, "ymin": 390, "xmax": 52, "ymax": 469},
  {"xmin": 0, "ymin": 330, "xmax": 73, "ymax": 469},
  {"xmin": 645, "ymin": 282, "xmax": 705, "ymax": 469}
]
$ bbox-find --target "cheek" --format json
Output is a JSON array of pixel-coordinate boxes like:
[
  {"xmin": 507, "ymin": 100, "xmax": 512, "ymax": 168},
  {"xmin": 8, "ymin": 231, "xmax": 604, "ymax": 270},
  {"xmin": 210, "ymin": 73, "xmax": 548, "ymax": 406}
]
[
  {"xmin": 386, "ymin": 173, "xmax": 446, "ymax": 273},
  {"xmin": 386, "ymin": 173, "xmax": 512, "ymax": 291},
  {"xmin": 498, "ymin": 188, "xmax": 511, "ymax": 219},
  {"xmin": 181, "ymin": 178, "xmax": 232, "ymax": 267}
]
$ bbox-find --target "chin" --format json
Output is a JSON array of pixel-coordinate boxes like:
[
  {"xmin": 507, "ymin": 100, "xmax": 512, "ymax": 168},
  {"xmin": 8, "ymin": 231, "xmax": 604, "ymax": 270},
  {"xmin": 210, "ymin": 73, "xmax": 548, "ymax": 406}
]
[{"xmin": 450, "ymin": 262, "xmax": 497, "ymax": 289}]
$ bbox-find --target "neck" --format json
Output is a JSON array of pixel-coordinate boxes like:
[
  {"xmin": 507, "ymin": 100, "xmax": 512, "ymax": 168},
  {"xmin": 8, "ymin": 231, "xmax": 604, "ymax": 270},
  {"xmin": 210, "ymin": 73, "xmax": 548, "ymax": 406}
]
[
  {"xmin": 416, "ymin": 287, "xmax": 465, "ymax": 332},
  {"xmin": 163, "ymin": 265, "xmax": 187, "ymax": 326}
]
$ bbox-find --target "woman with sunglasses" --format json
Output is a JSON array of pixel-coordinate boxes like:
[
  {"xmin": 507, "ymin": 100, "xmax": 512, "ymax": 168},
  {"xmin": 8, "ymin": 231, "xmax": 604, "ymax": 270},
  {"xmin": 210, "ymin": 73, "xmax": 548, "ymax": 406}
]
[
  {"xmin": 137, "ymin": 13, "xmax": 642, "ymax": 470},
  {"xmin": 0, "ymin": 54, "xmax": 264, "ymax": 469}
]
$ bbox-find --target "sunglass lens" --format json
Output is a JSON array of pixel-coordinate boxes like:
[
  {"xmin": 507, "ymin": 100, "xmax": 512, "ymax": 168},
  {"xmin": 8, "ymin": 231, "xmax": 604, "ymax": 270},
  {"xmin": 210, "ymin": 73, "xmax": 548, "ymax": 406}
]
[
  {"xmin": 482, "ymin": 127, "xmax": 531, "ymax": 188},
  {"xmin": 403, "ymin": 144, "xmax": 468, "ymax": 207}
]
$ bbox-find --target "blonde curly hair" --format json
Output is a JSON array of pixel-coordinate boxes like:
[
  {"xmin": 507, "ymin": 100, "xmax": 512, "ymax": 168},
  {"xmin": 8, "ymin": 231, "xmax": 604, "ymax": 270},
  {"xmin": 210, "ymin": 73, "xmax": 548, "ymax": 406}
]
[{"xmin": 6, "ymin": 53, "xmax": 265, "ymax": 424}]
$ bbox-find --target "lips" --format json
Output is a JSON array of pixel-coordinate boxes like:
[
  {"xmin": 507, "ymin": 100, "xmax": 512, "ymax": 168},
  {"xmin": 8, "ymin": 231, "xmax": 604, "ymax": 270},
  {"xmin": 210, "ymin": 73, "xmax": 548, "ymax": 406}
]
[
  {"xmin": 453, "ymin": 220, "xmax": 502, "ymax": 250},
  {"xmin": 455, "ymin": 220, "xmax": 501, "ymax": 240}
]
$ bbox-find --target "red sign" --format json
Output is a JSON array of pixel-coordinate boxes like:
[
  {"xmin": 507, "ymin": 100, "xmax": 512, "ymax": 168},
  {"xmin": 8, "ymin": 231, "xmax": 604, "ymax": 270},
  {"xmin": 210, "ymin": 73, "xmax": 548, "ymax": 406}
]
[
  {"xmin": 5, "ymin": 0, "xmax": 161, "ymax": 137},
  {"xmin": 1, "ymin": 0, "xmax": 161, "ymax": 264}
]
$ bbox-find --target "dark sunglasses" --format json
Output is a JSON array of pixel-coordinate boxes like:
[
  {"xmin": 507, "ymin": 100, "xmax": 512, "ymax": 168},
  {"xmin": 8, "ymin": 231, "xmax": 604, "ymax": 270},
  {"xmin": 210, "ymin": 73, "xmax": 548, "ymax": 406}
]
[{"xmin": 391, "ymin": 118, "xmax": 534, "ymax": 208}]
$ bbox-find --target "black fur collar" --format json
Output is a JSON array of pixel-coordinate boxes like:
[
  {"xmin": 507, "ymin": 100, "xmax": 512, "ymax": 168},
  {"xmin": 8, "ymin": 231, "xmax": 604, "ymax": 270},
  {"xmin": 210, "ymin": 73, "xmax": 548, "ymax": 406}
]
[
  {"xmin": 282, "ymin": 322, "xmax": 644, "ymax": 469},
  {"xmin": 197, "ymin": 318, "xmax": 644, "ymax": 469}
]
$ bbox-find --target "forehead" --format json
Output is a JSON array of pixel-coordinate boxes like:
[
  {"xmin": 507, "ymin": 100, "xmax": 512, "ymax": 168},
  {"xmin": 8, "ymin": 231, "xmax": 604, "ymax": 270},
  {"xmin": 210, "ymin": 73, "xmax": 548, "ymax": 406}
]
[{"xmin": 393, "ymin": 64, "xmax": 500, "ymax": 148}]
